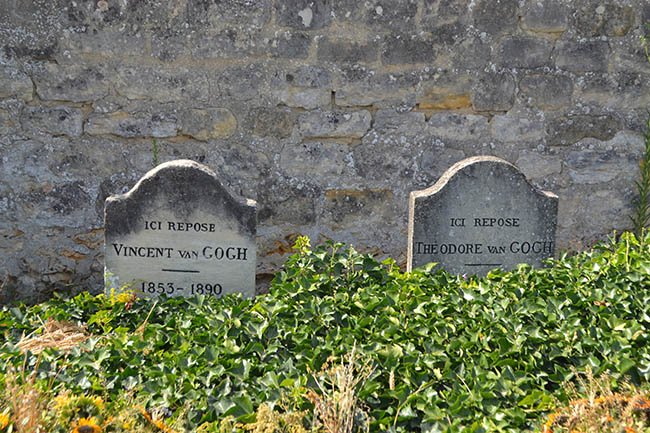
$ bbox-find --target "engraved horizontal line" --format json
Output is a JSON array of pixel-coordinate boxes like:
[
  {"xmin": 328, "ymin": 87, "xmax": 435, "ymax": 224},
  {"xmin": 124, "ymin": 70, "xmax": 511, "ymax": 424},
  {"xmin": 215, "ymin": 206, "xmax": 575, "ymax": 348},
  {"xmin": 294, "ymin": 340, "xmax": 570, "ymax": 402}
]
[
  {"xmin": 464, "ymin": 264, "xmax": 502, "ymax": 267},
  {"xmin": 161, "ymin": 269, "xmax": 200, "ymax": 273}
]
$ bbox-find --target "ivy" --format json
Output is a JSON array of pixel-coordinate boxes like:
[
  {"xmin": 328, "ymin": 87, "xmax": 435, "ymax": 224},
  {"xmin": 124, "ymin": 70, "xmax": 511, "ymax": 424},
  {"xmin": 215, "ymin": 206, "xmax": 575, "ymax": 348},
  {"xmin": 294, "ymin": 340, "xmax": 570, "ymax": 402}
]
[{"xmin": 1, "ymin": 232, "xmax": 649, "ymax": 432}]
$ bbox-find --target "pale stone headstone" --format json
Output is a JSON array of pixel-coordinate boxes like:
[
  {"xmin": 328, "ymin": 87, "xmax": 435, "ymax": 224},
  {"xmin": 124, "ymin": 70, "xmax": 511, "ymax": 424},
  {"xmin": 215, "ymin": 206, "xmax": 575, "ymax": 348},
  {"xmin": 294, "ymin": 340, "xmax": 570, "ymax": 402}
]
[
  {"xmin": 407, "ymin": 156, "xmax": 558, "ymax": 275},
  {"xmin": 104, "ymin": 160, "xmax": 256, "ymax": 298}
]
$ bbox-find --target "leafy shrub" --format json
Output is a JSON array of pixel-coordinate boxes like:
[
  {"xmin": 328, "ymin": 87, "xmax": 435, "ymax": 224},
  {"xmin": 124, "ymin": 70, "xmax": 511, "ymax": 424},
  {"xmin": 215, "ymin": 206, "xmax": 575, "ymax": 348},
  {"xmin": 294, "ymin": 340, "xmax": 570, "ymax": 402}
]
[{"xmin": 0, "ymin": 232, "xmax": 649, "ymax": 432}]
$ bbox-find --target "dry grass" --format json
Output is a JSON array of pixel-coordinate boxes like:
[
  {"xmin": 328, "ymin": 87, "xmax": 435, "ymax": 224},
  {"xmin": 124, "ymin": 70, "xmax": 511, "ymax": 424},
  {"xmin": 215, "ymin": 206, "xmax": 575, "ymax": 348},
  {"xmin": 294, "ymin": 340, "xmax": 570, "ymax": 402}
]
[
  {"xmin": 3, "ymin": 360, "xmax": 48, "ymax": 433},
  {"xmin": 16, "ymin": 318, "xmax": 87, "ymax": 354},
  {"xmin": 542, "ymin": 369, "xmax": 650, "ymax": 433},
  {"xmin": 306, "ymin": 347, "xmax": 373, "ymax": 433}
]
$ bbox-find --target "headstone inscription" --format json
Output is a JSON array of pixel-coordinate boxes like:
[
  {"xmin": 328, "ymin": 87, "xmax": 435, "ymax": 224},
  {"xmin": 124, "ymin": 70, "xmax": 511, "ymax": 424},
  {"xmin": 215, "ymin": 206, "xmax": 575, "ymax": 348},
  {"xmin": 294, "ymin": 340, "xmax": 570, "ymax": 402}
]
[
  {"xmin": 104, "ymin": 160, "xmax": 257, "ymax": 298},
  {"xmin": 407, "ymin": 156, "xmax": 558, "ymax": 275}
]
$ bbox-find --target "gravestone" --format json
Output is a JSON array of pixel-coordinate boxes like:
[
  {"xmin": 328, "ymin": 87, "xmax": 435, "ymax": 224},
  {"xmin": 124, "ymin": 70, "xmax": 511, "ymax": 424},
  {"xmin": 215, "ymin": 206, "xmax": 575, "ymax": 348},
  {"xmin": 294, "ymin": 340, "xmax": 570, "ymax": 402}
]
[
  {"xmin": 407, "ymin": 156, "xmax": 558, "ymax": 275},
  {"xmin": 104, "ymin": 160, "xmax": 256, "ymax": 298}
]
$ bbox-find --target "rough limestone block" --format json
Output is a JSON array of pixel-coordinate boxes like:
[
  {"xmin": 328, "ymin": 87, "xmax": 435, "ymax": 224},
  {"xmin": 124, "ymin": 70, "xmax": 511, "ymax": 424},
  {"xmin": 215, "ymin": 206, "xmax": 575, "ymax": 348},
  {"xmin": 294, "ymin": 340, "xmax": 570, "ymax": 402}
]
[
  {"xmin": 365, "ymin": 0, "xmax": 418, "ymax": 31},
  {"xmin": 471, "ymin": 72, "xmax": 516, "ymax": 112},
  {"xmin": 519, "ymin": 74, "xmax": 573, "ymax": 110},
  {"xmin": 274, "ymin": 88, "xmax": 331, "ymax": 110},
  {"xmin": 30, "ymin": 63, "xmax": 109, "ymax": 102},
  {"xmin": 565, "ymin": 132, "xmax": 645, "ymax": 184},
  {"xmin": 490, "ymin": 114, "xmax": 546, "ymax": 143},
  {"xmin": 276, "ymin": 0, "xmax": 332, "ymax": 29},
  {"xmin": 571, "ymin": 1, "xmax": 635, "ymax": 37},
  {"xmin": 268, "ymin": 32, "xmax": 312, "ymax": 59},
  {"xmin": 472, "ymin": 0, "xmax": 518, "ymax": 36},
  {"xmin": 520, "ymin": 0, "xmax": 568, "ymax": 33},
  {"xmin": 427, "ymin": 113, "xmax": 489, "ymax": 141},
  {"xmin": 317, "ymin": 38, "xmax": 378, "ymax": 63},
  {"xmin": 105, "ymin": 160, "xmax": 257, "ymax": 298},
  {"xmin": 546, "ymin": 114, "xmax": 622, "ymax": 146},
  {"xmin": 20, "ymin": 106, "xmax": 84, "ymax": 137},
  {"xmin": 497, "ymin": 36, "xmax": 553, "ymax": 69},
  {"xmin": 323, "ymin": 189, "xmax": 394, "ymax": 228},
  {"xmin": 0, "ymin": 67, "xmax": 33, "ymax": 101},
  {"xmin": 408, "ymin": 156, "xmax": 558, "ymax": 276},
  {"xmin": 382, "ymin": 35, "xmax": 438, "ymax": 65},
  {"xmin": 179, "ymin": 109, "xmax": 237, "ymax": 141},
  {"xmin": 554, "ymin": 40, "xmax": 610, "ymax": 73},
  {"xmin": 298, "ymin": 110, "xmax": 372, "ymax": 139},
  {"xmin": 85, "ymin": 112, "xmax": 178, "ymax": 138},
  {"xmin": 516, "ymin": 151, "xmax": 563, "ymax": 180}
]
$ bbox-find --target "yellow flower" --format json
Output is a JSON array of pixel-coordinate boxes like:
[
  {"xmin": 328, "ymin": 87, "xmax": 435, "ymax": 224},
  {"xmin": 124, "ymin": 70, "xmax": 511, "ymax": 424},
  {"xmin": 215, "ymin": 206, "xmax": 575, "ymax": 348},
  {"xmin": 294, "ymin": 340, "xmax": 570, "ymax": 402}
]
[
  {"xmin": 0, "ymin": 412, "xmax": 10, "ymax": 430},
  {"xmin": 71, "ymin": 417, "xmax": 101, "ymax": 433},
  {"xmin": 54, "ymin": 393, "xmax": 72, "ymax": 411},
  {"xmin": 91, "ymin": 396, "xmax": 105, "ymax": 410}
]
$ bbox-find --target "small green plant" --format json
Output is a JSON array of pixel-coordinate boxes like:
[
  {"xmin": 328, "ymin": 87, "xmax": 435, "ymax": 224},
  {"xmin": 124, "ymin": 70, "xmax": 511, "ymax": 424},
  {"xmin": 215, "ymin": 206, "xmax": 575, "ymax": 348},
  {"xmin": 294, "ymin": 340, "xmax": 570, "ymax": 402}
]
[{"xmin": 630, "ymin": 115, "xmax": 650, "ymax": 239}]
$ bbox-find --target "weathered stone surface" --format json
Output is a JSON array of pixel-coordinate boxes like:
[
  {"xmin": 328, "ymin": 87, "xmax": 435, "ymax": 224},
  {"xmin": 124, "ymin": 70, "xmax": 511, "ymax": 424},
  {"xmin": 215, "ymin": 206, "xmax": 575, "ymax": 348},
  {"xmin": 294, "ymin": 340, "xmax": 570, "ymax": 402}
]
[
  {"xmin": 382, "ymin": 35, "xmax": 438, "ymax": 65},
  {"xmin": 20, "ymin": 106, "xmax": 84, "ymax": 137},
  {"xmin": 334, "ymin": 67, "xmax": 423, "ymax": 107},
  {"xmin": 190, "ymin": 29, "xmax": 264, "ymax": 59},
  {"xmin": 114, "ymin": 66, "xmax": 209, "ymax": 103},
  {"xmin": 497, "ymin": 36, "xmax": 553, "ymax": 69},
  {"xmin": 554, "ymin": 40, "xmax": 610, "ymax": 73},
  {"xmin": 427, "ymin": 113, "xmax": 489, "ymax": 141},
  {"xmin": 0, "ymin": 0, "xmax": 65, "ymax": 58},
  {"xmin": 318, "ymin": 38, "xmax": 378, "ymax": 63},
  {"xmin": 516, "ymin": 151, "xmax": 563, "ymax": 180},
  {"xmin": 565, "ymin": 132, "xmax": 645, "ymax": 184},
  {"xmin": 576, "ymin": 72, "xmax": 650, "ymax": 110},
  {"xmin": 490, "ymin": 114, "xmax": 546, "ymax": 143},
  {"xmin": 571, "ymin": 1, "xmax": 635, "ymax": 37},
  {"xmin": 417, "ymin": 73, "xmax": 473, "ymax": 110},
  {"xmin": 280, "ymin": 141, "xmax": 355, "ymax": 181},
  {"xmin": 250, "ymin": 107, "xmax": 295, "ymax": 139},
  {"xmin": 0, "ymin": 66, "xmax": 33, "ymax": 101},
  {"xmin": 472, "ymin": 0, "xmax": 519, "ymax": 36},
  {"xmin": 450, "ymin": 34, "xmax": 492, "ymax": 70},
  {"xmin": 520, "ymin": 0, "xmax": 569, "ymax": 33},
  {"xmin": 274, "ymin": 88, "xmax": 330, "ymax": 110},
  {"xmin": 86, "ymin": 111, "xmax": 178, "ymax": 138},
  {"xmin": 60, "ymin": 30, "xmax": 147, "ymax": 58},
  {"xmin": 105, "ymin": 160, "xmax": 257, "ymax": 298},
  {"xmin": 471, "ymin": 72, "xmax": 516, "ymax": 112},
  {"xmin": 408, "ymin": 156, "xmax": 558, "ymax": 275},
  {"xmin": 298, "ymin": 111, "xmax": 372, "ymax": 139},
  {"xmin": 519, "ymin": 74, "xmax": 573, "ymax": 110},
  {"xmin": 374, "ymin": 110, "xmax": 426, "ymax": 135},
  {"xmin": 268, "ymin": 31, "xmax": 312, "ymax": 59},
  {"xmin": 324, "ymin": 189, "xmax": 394, "ymax": 228},
  {"xmin": 546, "ymin": 114, "xmax": 623, "ymax": 146},
  {"xmin": 276, "ymin": 0, "xmax": 332, "ymax": 29},
  {"xmin": 179, "ymin": 109, "xmax": 238, "ymax": 141},
  {"xmin": 30, "ymin": 63, "xmax": 109, "ymax": 102},
  {"xmin": 365, "ymin": 0, "xmax": 418, "ymax": 31}
]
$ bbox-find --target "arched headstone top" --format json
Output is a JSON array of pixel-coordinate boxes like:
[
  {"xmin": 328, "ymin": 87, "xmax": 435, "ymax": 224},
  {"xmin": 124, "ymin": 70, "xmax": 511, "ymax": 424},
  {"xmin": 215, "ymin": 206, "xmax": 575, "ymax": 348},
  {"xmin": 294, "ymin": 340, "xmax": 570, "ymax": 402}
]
[{"xmin": 411, "ymin": 156, "xmax": 558, "ymax": 200}]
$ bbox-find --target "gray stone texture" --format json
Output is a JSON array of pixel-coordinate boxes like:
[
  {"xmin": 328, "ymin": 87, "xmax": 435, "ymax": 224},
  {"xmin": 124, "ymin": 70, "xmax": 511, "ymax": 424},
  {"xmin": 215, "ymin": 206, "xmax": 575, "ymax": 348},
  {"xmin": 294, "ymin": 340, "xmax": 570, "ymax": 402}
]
[
  {"xmin": 0, "ymin": 0, "xmax": 648, "ymax": 303},
  {"xmin": 520, "ymin": 0, "xmax": 569, "ymax": 33},
  {"xmin": 497, "ymin": 36, "xmax": 554, "ymax": 69},
  {"xmin": 519, "ymin": 74, "xmax": 573, "ymax": 110}
]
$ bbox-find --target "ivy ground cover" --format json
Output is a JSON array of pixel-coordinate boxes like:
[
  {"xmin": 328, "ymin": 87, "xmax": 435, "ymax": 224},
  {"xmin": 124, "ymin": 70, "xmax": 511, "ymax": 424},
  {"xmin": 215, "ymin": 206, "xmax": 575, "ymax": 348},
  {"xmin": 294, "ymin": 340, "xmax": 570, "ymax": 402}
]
[{"xmin": 1, "ymin": 233, "xmax": 649, "ymax": 432}]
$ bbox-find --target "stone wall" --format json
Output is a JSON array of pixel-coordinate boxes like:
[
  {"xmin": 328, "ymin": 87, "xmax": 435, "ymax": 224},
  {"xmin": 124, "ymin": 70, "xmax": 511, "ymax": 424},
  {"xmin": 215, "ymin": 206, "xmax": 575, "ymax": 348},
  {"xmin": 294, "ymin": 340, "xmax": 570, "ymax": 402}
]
[{"xmin": 1, "ymin": 0, "xmax": 649, "ymax": 302}]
